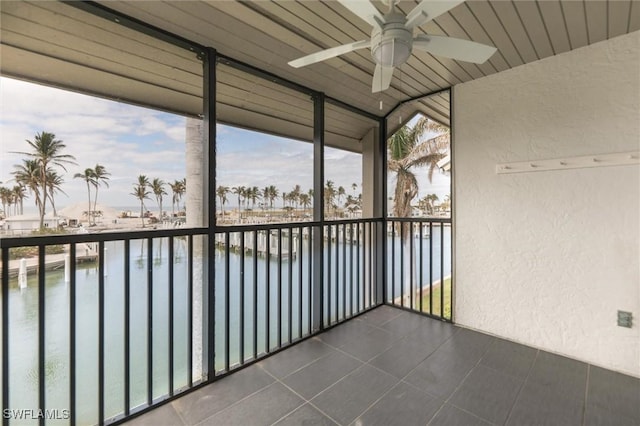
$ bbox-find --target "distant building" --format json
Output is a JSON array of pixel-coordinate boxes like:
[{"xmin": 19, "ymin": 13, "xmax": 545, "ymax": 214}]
[{"xmin": 1, "ymin": 214, "xmax": 62, "ymax": 235}]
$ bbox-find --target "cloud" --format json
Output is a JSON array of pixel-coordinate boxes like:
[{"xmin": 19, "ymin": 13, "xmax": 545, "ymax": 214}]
[
  {"xmin": 1, "ymin": 77, "xmax": 187, "ymax": 209},
  {"xmin": 1, "ymin": 77, "xmax": 377, "ymax": 213}
]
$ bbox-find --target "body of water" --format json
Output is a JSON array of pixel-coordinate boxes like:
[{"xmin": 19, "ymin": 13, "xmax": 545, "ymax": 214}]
[{"xmin": 3, "ymin": 228, "xmax": 451, "ymax": 425}]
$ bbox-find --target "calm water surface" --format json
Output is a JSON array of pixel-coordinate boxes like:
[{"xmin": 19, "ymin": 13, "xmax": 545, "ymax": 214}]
[{"xmin": 4, "ymin": 229, "xmax": 450, "ymax": 425}]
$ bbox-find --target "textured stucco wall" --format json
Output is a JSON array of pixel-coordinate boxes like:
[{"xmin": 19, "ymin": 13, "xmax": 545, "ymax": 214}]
[{"xmin": 454, "ymin": 31, "xmax": 640, "ymax": 376}]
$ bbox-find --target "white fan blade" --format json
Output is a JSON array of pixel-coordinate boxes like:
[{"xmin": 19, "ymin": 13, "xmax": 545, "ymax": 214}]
[
  {"xmin": 372, "ymin": 64, "xmax": 394, "ymax": 93},
  {"xmin": 413, "ymin": 35, "xmax": 497, "ymax": 63},
  {"xmin": 405, "ymin": 0, "xmax": 465, "ymax": 29},
  {"xmin": 336, "ymin": 0, "xmax": 383, "ymax": 28},
  {"xmin": 288, "ymin": 40, "xmax": 370, "ymax": 68}
]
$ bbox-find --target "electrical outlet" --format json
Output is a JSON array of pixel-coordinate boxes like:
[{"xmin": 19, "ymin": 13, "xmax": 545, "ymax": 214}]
[{"xmin": 617, "ymin": 311, "xmax": 633, "ymax": 328}]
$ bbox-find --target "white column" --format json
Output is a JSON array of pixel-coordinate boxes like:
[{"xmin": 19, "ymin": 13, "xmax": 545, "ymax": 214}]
[{"xmin": 186, "ymin": 116, "xmax": 206, "ymax": 380}]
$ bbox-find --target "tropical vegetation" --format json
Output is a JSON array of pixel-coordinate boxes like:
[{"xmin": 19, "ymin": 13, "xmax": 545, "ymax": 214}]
[
  {"xmin": 388, "ymin": 116, "xmax": 449, "ymax": 220},
  {"xmin": 215, "ymin": 181, "xmax": 362, "ymax": 222},
  {"xmin": 11, "ymin": 131, "xmax": 77, "ymax": 229},
  {"xmin": 131, "ymin": 175, "xmax": 151, "ymax": 227},
  {"xmin": 73, "ymin": 164, "xmax": 110, "ymax": 226}
]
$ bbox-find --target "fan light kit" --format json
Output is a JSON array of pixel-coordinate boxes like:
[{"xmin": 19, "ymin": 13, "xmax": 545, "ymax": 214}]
[{"xmin": 289, "ymin": 0, "xmax": 497, "ymax": 93}]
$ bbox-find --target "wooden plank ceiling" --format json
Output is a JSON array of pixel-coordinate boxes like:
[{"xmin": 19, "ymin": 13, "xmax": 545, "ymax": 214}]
[{"xmin": 1, "ymin": 0, "xmax": 639, "ymax": 146}]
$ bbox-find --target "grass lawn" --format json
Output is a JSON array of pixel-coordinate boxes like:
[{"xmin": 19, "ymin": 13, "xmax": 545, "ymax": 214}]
[{"xmin": 419, "ymin": 277, "xmax": 452, "ymax": 320}]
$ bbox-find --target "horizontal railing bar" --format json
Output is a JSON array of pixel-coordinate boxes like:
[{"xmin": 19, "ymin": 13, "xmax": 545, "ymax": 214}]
[
  {"xmin": 0, "ymin": 218, "xmax": 389, "ymax": 249},
  {"xmin": 387, "ymin": 217, "xmax": 451, "ymax": 224},
  {"xmin": 218, "ymin": 217, "xmax": 381, "ymax": 233},
  {"xmin": 321, "ymin": 217, "xmax": 382, "ymax": 226},
  {"xmin": 389, "ymin": 303, "xmax": 454, "ymax": 324},
  {"xmin": 0, "ymin": 227, "xmax": 208, "ymax": 248},
  {"xmin": 216, "ymin": 222, "xmax": 318, "ymax": 233}
]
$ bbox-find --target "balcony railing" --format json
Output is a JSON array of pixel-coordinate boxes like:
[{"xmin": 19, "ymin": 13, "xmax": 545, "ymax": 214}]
[
  {"xmin": 386, "ymin": 218, "xmax": 452, "ymax": 321},
  {"xmin": 0, "ymin": 217, "xmax": 450, "ymax": 425}
]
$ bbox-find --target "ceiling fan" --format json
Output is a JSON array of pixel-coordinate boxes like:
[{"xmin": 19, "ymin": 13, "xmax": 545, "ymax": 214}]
[{"xmin": 288, "ymin": 0, "xmax": 497, "ymax": 93}]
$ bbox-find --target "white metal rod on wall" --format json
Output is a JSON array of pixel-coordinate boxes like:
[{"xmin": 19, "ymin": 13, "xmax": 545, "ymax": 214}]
[{"xmin": 496, "ymin": 151, "xmax": 640, "ymax": 174}]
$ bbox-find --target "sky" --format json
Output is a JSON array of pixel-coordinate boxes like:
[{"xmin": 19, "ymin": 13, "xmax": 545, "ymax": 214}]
[
  {"xmin": 1, "ymin": 77, "xmax": 187, "ymax": 211},
  {"xmin": 1, "ymin": 76, "xmax": 449, "ymax": 214}
]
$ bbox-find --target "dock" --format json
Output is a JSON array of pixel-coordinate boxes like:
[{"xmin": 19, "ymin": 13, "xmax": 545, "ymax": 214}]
[
  {"xmin": 2, "ymin": 244, "xmax": 98, "ymax": 278},
  {"xmin": 215, "ymin": 230, "xmax": 299, "ymax": 259}
]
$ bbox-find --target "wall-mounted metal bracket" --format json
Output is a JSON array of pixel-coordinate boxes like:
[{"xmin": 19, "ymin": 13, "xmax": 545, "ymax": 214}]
[{"xmin": 496, "ymin": 151, "xmax": 639, "ymax": 174}]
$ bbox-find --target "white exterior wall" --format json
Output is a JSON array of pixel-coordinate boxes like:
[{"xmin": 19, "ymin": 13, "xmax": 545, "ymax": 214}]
[{"xmin": 453, "ymin": 31, "xmax": 640, "ymax": 376}]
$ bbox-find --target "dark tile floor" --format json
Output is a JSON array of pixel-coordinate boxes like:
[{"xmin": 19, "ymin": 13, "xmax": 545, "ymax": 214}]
[{"xmin": 125, "ymin": 306, "xmax": 640, "ymax": 426}]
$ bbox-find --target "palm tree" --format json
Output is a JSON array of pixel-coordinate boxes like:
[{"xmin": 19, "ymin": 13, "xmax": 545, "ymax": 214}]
[
  {"xmin": 291, "ymin": 185, "xmax": 301, "ymax": 210},
  {"xmin": 232, "ymin": 186, "xmax": 244, "ymax": 216},
  {"xmin": 388, "ymin": 117, "xmax": 449, "ymax": 218},
  {"xmin": 12, "ymin": 184, "xmax": 26, "ymax": 215},
  {"xmin": 418, "ymin": 193, "xmax": 439, "ymax": 216},
  {"xmin": 45, "ymin": 169, "xmax": 66, "ymax": 218},
  {"xmin": 13, "ymin": 159, "xmax": 43, "ymax": 222},
  {"xmin": 92, "ymin": 164, "xmax": 110, "ymax": 215},
  {"xmin": 299, "ymin": 193, "xmax": 311, "ymax": 214},
  {"xmin": 388, "ymin": 117, "xmax": 449, "ymax": 303},
  {"xmin": 177, "ymin": 178, "xmax": 186, "ymax": 213},
  {"xmin": 151, "ymin": 178, "xmax": 167, "ymax": 219},
  {"xmin": 169, "ymin": 178, "xmax": 186, "ymax": 216},
  {"xmin": 268, "ymin": 185, "xmax": 279, "ymax": 210},
  {"xmin": 168, "ymin": 180, "xmax": 179, "ymax": 217},
  {"xmin": 74, "ymin": 168, "xmax": 97, "ymax": 225},
  {"xmin": 337, "ymin": 186, "xmax": 346, "ymax": 213},
  {"xmin": 14, "ymin": 131, "xmax": 76, "ymax": 229},
  {"xmin": 132, "ymin": 175, "xmax": 151, "ymax": 227},
  {"xmin": 0, "ymin": 187, "xmax": 12, "ymax": 217},
  {"xmin": 132, "ymin": 175, "xmax": 150, "ymax": 220},
  {"xmin": 324, "ymin": 180, "xmax": 336, "ymax": 218},
  {"xmin": 249, "ymin": 186, "xmax": 260, "ymax": 211},
  {"xmin": 262, "ymin": 186, "xmax": 270, "ymax": 210},
  {"xmin": 217, "ymin": 186, "xmax": 230, "ymax": 217}
]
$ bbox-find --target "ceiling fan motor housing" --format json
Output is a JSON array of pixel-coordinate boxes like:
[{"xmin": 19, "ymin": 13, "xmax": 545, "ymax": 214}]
[{"xmin": 370, "ymin": 13, "xmax": 413, "ymax": 67}]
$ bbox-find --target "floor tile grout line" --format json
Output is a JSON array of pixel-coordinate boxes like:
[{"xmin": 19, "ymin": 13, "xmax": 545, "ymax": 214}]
[
  {"xmin": 269, "ymin": 368, "xmax": 344, "ymax": 426},
  {"xmin": 292, "ymin": 359, "xmax": 404, "ymax": 425},
  {"xmin": 262, "ymin": 339, "xmax": 339, "ymax": 380},
  {"xmin": 350, "ymin": 379, "xmax": 408, "ymax": 424},
  {"xmin": 171, "ymin": 401, "xmax": 189, "ymax": 426},
  {"xmin": 191, "ymin": 364, "xmax": 288, "ymax": 425},
  {"xmin": 270, "ymin": 376, "xmax": 341, "ymax": 425},
  {"xmin": 193, "ymin": 378, "xmax": 280, "ymax": 426},
  {"xmin": 582, "ymin": 364, "xmax": 591, "ymax": 426},
  {"xmin": 471, "ymin": 337, "xmax": 540, "ymax": 382},
  {"xmin": 362, "ymin": 322, "xmax": 463, "ymax": 376},
  {"xmin": 396, "ymin": 326, "xmax": 463, "ymax": 383},
  {"xmin": 305, "ymin": 401, "xmax": 342, "ymax": 425},
  {"xmin": 503, "ymin": 349, "xmax": 540, "ymax": 426},
  {"xmin": 425, "ymin": 337, "xmax": 497, "ymax": 426},
  {"xmin": 445, "ymin": 404, "xmax": 500, "ymax": 426},
  {"xmin": 330, "ymin": 341, "xmax": 386, "ymax": 364},
  {"xmin": 400, "ymin": 377, "xmax": 446, "ymax": 401},
  {"xmin": 319, "ymin": 326, "xmax": 403, "ymax": 357},
  {"xmin": 324, "ymin": 311, "xmax": 458, "ymax": 366}
]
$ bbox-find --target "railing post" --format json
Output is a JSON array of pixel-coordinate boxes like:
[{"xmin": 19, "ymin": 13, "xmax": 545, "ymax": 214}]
[
  {"xmin": 2, "ymin": 248, "xmax": 10, "ymax": 426},
  {"xmin": 312, "ymin": 92, "xmax": 325, "ymax": 332},
  {"xmin": 376, "ymin": 118, "xmax": 387, "ymax": 304},
  {"xmin": 203, "ymin": 46, "xmax": 217, "ymax": 381}
]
